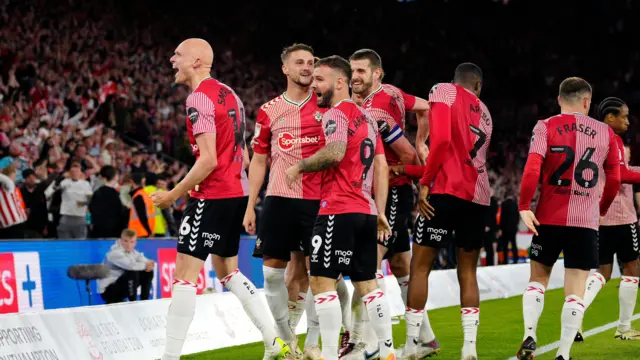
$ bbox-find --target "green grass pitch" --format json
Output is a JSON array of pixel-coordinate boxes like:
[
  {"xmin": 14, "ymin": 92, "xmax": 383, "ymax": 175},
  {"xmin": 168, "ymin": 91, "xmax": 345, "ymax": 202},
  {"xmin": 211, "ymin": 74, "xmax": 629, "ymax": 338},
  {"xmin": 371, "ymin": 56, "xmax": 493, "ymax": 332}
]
[{"xmin": 185, "ymin": 278, "xmax": 639, "ymax": 359}]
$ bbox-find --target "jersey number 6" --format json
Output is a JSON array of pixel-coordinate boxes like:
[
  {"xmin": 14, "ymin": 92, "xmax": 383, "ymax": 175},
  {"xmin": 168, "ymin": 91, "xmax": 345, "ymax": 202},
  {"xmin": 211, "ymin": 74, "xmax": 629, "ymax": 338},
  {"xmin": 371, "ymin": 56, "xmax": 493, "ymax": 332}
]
[{"xmin": 549, "ymin": 146, "xmax": 599, "ymax": 188}]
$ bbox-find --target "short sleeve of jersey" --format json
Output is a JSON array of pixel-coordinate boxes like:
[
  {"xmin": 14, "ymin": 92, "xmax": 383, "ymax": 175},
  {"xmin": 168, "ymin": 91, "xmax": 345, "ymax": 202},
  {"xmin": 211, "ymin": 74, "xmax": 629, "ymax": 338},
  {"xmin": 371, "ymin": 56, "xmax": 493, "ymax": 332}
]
[
  {"xmin": 368, "ymin": 100, "xmax": 402, "ymax": 145},
  {"xmin": 251, "ymin": 108, "xmax": 271, "ymax": 155},
  {"xmin": 428, "ymin": 83, "xmax": 456, "ymax": 107},
  {"xmin": 528, "ymin": 121, "xmax": 548, "ymax": 157},
  {"xmin": 375, "ymin": 133, "xmax": 384, "ymax": 155},
  {"xmin": 402, "ymin": 89, "xmax": 417, "ymax": 111},
  {"xmin": 186, "ymin": 92, "xmax": 216, "ymax": 135},
  {"xmin": 323, "ymin": 108, "xmax": 349, "ymax": 145}
]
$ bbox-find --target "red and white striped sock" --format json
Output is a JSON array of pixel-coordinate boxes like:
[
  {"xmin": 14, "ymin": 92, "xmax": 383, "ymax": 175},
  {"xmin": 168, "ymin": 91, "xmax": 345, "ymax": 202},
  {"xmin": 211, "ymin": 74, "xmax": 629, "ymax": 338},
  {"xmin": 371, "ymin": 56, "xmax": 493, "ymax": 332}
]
[{"xmin": 162, "ymin": 279, "xmax": 197, "ymax": 360}]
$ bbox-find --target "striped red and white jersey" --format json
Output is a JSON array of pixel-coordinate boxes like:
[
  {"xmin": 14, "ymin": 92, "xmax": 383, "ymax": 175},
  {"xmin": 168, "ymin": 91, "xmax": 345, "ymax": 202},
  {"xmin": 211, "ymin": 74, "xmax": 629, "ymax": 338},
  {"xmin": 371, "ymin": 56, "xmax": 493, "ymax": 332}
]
[
  {"xmin": 419, "ymin": 83, "xmax": 493, "ymax": 206},
  {"xmin": 318, "ymin": 100, "xmax": 384, "ymax": 216},
  {"xmin": 0, "ymin": 174, "xmax": 27, "ymax": 229},
  {"xmin": 185, "ymin": 78, "xmax": 249, "ymax": 200},
  {"xmin": 528, "ymin": 113, "xmax": 619, "ymax": 230},
  {"xmin": 601, "ymin": 135, "xmax": 638, "ymax": 226},
  {"xmin": 252, "ymin": 92, "xmax": 325, "ymax": 199},
  {"xmin": 361, "ymin": 84, "xmax": 416, "ymax": 187}
]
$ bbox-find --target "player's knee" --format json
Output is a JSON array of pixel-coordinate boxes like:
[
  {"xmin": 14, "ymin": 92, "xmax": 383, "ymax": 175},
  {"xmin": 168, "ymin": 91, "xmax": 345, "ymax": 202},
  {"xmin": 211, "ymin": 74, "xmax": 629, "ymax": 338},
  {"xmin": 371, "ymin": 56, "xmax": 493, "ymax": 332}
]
[{"xmin": 310, "ymin": 274, "xmax": 338, "ymax": 294}]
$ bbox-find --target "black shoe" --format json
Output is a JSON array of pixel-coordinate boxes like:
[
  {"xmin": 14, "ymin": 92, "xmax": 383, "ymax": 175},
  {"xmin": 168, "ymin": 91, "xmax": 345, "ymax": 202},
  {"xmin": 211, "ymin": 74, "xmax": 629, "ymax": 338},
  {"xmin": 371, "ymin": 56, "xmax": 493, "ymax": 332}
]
[
  {"xmin": 516, "ymin": 336, "xmax": 536, "ymax": 360},
  {"xmin": 252, "ymin": 237, "xmax": 263, "ymax": 258},
  {"xmin": 555, "ymin": 356, "xmax": 571, "ymax": 360},
  {"xmin": 574, "ymin": 331, "xmax": 584, "ymax": 343}
]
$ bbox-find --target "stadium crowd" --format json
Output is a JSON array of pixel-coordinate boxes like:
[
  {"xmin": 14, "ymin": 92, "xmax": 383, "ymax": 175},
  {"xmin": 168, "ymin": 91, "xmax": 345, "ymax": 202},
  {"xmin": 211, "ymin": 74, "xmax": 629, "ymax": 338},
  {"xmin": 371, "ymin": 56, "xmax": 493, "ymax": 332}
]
[{"xmin": 1, "ymin": 0, "xmax": 640, "ymax": 265}]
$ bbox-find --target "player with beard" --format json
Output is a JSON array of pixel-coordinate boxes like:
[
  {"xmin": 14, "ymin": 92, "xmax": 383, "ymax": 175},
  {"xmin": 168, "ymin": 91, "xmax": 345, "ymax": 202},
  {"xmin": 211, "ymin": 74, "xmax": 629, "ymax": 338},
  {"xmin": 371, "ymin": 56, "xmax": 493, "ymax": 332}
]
[
  {"xmin": 152, "ymin": 38, "xmax": 292, "ymax": 360},
  {"xmin": 343, "ymin": 49, "xmax": 433, "ymax": 359},
  {"xmin": 576, "ymin": 97, "xmax": 640, "ymax": 341},
  {"xmin": 285, "ymin": 55, "xmax": 395, "ymax": 360},
  {"xmin": 244, "ymin": 43, "xmax": 325, "ymax": 358}
]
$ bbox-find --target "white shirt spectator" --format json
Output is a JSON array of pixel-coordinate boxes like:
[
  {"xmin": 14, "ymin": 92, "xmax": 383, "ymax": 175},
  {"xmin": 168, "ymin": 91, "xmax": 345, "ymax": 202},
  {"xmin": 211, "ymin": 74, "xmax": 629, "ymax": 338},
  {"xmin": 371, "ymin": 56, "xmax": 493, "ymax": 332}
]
[{"xmin": 58, "ymin": 179, "xmax": 92, "ymax": 217}]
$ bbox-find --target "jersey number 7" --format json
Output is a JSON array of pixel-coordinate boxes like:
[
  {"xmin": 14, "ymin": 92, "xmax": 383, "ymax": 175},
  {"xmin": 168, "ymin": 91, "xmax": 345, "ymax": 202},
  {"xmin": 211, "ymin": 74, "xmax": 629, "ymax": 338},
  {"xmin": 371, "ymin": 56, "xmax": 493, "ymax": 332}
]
[
  {"xmin": 549, "ymin": 146, "xmax": 599, "ymax": 188},
  {"xmin": 469, "ymin": 124, "xmax": 486, "ymax": 160}
]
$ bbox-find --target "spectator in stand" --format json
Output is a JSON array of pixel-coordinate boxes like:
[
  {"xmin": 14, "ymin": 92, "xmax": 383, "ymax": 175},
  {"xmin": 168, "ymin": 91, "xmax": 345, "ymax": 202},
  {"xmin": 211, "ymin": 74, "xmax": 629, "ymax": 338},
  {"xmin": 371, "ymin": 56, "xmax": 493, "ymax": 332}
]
[
  {"xmin": 499, "ymin": 192, "xmax": 520, "ymax": 264},
  {"xmin": 128, "ymin": 173, "xmax": 155, "ymax": 238},
  {"xmin": 0, "ymin": 143, "xmax": 30, "ymax": 182},
  {"xmin": 19, "ymin": 165, "xmax": 51, "ymax": 238},
  {"xmin": 46, "ymin": 162, "xmax": 92, "ymax": 238},
  {"xmin": 97, "ymin": 228, "xmax": 155, "ymax": 304},
  {"xmin": 130, "ymin": 151, "xmax": 147, "ymax": 174},
  {"xmin": 89, "ymin": 165, "xmax": 125, "ymax": 238},
  {"xmin": 0, "ymin": 165, "xmax": 28, "ymax": 239}
]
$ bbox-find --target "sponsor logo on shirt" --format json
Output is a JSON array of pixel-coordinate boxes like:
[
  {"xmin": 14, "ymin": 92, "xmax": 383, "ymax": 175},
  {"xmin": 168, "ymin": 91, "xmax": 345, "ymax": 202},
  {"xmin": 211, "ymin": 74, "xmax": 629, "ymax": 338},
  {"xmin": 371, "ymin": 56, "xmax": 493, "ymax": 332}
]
[{"xmin": 278, "ymin": 132, "xmax": 320, "ymax": 151}]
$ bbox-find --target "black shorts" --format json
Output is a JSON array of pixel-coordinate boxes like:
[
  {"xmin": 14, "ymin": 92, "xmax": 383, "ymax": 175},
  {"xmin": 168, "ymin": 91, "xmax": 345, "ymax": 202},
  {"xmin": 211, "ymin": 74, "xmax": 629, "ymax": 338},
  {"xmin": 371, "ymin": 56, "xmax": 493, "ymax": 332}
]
[
  {"xmin": 381, "ymin": 185, "xmax": 413, "ymax": 259},
  {"xmin": 255, "ymin": 196, "xmax": 320, "ymax": 261},
  {"xmin": 529, "ymin": 224, "xmax": 598, "ymax": 270},
  {"xmin": 309, "ymin": 213, "xmax": 378, "ymax": 282},
  {"xmin": 177, "ymin": 196, "xmax": 248, "ymax": 261},
  {"xmin": 412, "ymin": 194, "xmax": 487, "ymax": 251},
  {"xmin": 599, "ymin": 223, "xmax": 640, "ymax": 265}
]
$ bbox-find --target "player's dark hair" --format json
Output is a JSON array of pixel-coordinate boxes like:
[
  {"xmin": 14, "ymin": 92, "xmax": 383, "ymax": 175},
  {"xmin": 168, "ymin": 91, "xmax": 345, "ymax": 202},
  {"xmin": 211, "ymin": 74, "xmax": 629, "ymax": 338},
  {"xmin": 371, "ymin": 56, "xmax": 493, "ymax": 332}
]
[
  {"xmin": 558, "ymin": 77, "xmax": 592, "ymax": 103},
  {"xmin": 349, "ymin": 49, "xmax": 384, "ymax": 80},
  {"xmin": 349, "ymin": 49, "xmax": 383, "ymax": 69},
  {"xmin": 597, "ymin": 97, "xmax": 626, "ymax": 122},
  {"xmin": 453, "ymin": 63, "xmax": 483, "ymax": 84},
  {"xmin": 315, "ymin": 55, "xmax": 352, "ymax": 80},
  {"xmin": 280, "ymin": 43, "xmax": 314, "ymax": 63}
]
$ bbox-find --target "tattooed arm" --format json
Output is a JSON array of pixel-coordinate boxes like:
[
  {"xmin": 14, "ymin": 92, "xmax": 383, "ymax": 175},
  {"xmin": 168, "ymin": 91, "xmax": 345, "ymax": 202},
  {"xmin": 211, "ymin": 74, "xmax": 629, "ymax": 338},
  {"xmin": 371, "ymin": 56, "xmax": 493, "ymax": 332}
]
[{"xmin": 298, "ymin": 142, "xmax": 347, "ymax": 173}]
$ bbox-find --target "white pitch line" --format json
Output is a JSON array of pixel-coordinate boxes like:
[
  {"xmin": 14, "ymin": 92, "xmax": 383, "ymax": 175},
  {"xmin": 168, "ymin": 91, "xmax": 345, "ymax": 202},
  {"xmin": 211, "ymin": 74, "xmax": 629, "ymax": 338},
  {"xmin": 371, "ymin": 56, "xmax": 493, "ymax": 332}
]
[{"xmin": 506, "ymin": 313, "xmax": 640, "ymax": 360}]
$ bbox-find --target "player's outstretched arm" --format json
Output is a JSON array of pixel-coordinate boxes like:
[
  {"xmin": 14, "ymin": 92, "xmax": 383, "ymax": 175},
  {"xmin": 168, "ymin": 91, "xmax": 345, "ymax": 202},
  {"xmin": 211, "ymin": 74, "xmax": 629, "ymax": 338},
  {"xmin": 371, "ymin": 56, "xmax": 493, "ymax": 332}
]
[
  {"xmin": 420, "ymin": 102, "xmax": 451, "ymax": 186},
  {"xmin": 161, "ymin": 133, "xmax": 217, "ymax": 207},
  {"xmin": 518, "ymin": 152, "xmax": 543, "ymax": 235},
  {"xmin": 388, "ymin": 136, "xmax": 420, "ymax": 166},
  {"xmin": 412, "ymin": 97, "xmax": 430, "ymax": 164}
]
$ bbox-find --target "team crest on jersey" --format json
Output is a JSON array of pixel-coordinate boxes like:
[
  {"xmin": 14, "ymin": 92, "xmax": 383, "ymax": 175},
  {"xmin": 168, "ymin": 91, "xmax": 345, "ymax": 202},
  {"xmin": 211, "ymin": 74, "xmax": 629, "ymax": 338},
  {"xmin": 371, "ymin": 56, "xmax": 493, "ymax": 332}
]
[
  {"xmin": 314, "ymin": 111, "xmax": 323, "ymax": 122},
  {"xmin": 187, "ymin": 107, "xmax": 199, "ymax": 124},
  {"xmin": 325, "ymin": 119, "xmax": 337, "ymax": 136}
]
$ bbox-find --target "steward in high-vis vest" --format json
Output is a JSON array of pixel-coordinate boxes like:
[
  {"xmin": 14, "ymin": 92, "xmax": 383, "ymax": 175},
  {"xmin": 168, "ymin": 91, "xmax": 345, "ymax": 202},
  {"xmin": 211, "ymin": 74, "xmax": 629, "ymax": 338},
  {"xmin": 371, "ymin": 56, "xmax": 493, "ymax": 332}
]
[
  {"xmin": 128, "ymin": 174, "xmax": 156, "ymax": 238},
  {"xmin": 143, "ymin": 172, "xmax": 167, "ymax": 237}
]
